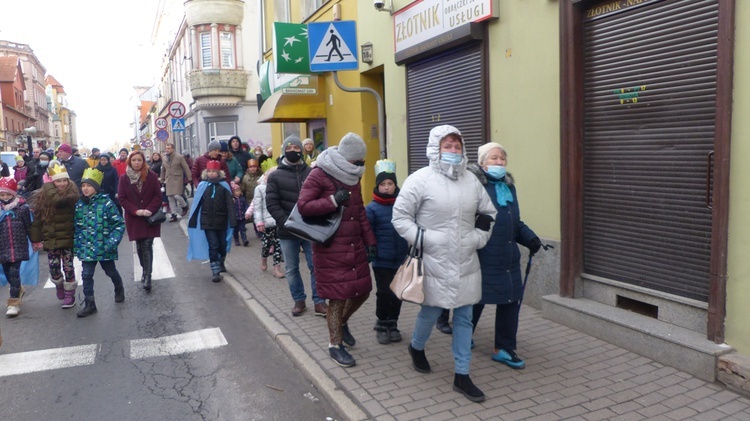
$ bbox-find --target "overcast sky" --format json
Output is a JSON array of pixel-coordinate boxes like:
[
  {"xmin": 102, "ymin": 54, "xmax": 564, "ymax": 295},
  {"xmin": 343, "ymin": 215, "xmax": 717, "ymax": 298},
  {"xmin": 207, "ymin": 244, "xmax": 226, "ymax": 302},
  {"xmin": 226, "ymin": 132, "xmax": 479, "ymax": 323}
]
[{"xmin": 1, "ymin": 1, "xmax": 162, "ymax": 152}]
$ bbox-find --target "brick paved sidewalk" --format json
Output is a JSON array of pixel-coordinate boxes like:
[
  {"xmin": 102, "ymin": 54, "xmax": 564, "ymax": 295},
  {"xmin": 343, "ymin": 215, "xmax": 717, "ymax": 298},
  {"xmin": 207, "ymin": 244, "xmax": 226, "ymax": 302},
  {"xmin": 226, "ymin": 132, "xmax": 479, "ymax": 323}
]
[{"xmin": 219, "ymin": 236, "xmax": 750, "ymax": 421}]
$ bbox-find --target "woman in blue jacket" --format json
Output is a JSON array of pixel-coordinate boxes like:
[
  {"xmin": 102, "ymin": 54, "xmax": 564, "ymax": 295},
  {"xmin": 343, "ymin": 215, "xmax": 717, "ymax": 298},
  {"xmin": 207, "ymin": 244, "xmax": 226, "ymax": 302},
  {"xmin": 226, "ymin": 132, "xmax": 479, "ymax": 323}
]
[
  {"xmin": 366, "ymin": 170, "xmax": 409, "ymax": 344},
  {"xmin": 470, "ymin": 143, "xmax": 541, "ymax": 370}
]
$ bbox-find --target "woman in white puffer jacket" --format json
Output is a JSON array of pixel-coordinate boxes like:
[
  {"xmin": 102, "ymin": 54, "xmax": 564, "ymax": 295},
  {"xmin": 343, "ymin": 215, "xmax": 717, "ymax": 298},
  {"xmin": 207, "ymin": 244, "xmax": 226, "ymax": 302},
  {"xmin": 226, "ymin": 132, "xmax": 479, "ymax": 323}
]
[
  {"xmin": 250, "ymin": 167, "xmax": 284, "ymax": 277},
  {"xmin": 392, "ymin": 124, "xmax": 496, "ymax": 403}
]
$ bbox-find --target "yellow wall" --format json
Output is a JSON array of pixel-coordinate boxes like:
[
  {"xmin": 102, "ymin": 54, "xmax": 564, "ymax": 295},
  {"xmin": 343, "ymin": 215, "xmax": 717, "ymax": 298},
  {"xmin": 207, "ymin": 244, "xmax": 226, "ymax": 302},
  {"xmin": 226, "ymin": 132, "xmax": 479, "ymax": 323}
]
[
  {"xmin": 488, "ymin": 1, "xmax": 560, "ymax": 240},
  {"xmin": 725, "ymin": 1, "xmax": 750, "ymax": 354}
]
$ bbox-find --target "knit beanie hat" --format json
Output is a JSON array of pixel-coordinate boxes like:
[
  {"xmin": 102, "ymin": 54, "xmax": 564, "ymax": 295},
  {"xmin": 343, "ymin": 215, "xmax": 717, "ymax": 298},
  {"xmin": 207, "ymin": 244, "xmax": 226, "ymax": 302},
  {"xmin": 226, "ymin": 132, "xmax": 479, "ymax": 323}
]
[
  {"xmin": 376, "ymin": 171, "xmax": 397, "ymax": 187},
  {"xmin": 119, "ymin": 148, "xmax": 129, "ymax": 155},
  {"xmin": 206, "ymin": 160, "xmax": 221, "ymax": 171},
  {"xmin": 338, "ymin": 133, "xmax": 367, "ymax": 162},
  {"xmin": 302, "ymin": 138, "xmax": 314, "ymax": 147},
  {"xmin": 48, "ymin": 160, "xmax": 70, "ymax": 181},
  {"xmin": 477, "ymin": 142, "xmax": 506, "ymax": 166},
  {"xmin": 208, "ymin": 140, "xmax": 221, "ymax": 151},
  {"xmin": 0, "ymin": 177, "xmax": 18, "ymax": 195},
  {"xmin": 281, "ymin": 134, "xmax": 303, "ymax": 153},
  {"xmin": 220, "ymin": 141, "xmax": 229, "ymax": 152},
  {"xmin": 81, "ymin": 168, "xmax": 104, "ymax": 192},
  {"xmin": 15, "ymin": 155, "xmax": 24, "ymax": 162},
  {"xmin": 57, "ymin": 144, "xmax": 73, "ymax": 154}
]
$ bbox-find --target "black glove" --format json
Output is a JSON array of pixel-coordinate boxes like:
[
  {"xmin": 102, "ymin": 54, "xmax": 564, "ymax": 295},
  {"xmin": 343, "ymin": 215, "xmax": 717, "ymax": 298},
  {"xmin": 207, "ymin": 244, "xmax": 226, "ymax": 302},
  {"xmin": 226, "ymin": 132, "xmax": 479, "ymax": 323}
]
[
  {"xmin": 475, "ymin": 214, "xmax": 494, "ymax": 231},
  {"xmin": 528, "ymin": 237, "xmax": 542, "ymax": 255},
  {"xmin": 367, "ymin": 246, "xmax": 377, "ymax": 262},
  {"xmin": 333, "ymin": 188, "xmax": 350, "ymax": 205}
]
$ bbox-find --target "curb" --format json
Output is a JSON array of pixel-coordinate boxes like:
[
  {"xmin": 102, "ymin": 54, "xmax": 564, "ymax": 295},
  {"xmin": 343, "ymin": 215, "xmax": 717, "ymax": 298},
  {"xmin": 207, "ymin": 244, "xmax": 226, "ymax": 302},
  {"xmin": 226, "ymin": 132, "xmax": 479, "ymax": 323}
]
[{"xmin": 179, "ymin": 218, "xmax": 368, "ymax": 420}]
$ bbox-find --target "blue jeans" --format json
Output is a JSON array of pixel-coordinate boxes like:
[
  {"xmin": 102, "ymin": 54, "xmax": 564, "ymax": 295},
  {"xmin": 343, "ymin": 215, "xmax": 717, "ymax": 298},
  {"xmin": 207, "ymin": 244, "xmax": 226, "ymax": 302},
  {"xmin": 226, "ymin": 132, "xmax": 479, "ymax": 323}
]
[
  {"xmin": 412, "ymin": 304, "xmax": 474, "ymax": 375},
  {"xmin": 204, "ymin": 229, "xmax": 227, "ymax": 262},
  {"xmin": 279, "ymin": 238, "xmax": 322, "ymax": 305},
  {"xmin": 81, "ymin": 260, "xmax": 123, "ymax": 298}
]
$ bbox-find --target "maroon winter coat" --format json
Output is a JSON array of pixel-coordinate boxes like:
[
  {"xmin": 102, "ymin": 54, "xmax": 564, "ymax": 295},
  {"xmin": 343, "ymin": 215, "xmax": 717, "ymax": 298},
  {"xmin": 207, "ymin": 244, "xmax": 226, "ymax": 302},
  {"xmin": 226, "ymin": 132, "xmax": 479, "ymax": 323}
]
[
  {"xmin": 118, "ymin": 171, "xmax": 162, "ymax": 241},
  {"xmin": 191, "ymin": 153, "xmax": 230, "ymax": 187},
  {"xmin": 297, "ymin": 167, "xmax": 376, "ymax": 300}
]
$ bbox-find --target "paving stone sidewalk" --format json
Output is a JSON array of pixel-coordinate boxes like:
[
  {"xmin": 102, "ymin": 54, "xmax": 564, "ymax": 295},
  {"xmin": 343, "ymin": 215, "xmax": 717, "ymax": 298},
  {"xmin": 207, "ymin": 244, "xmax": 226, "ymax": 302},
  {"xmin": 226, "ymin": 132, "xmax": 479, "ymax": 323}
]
[{"xmin": 220, "ymin": 237, "xmax": 750, "ymax": 421}]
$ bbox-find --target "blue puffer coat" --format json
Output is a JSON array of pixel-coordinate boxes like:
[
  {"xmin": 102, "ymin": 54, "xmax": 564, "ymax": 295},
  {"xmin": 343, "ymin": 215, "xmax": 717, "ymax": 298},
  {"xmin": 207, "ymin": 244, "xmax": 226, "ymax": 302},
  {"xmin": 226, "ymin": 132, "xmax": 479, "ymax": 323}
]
[
  {"xmin": 470, "ymin": 164, "xmax": 537, "ymax": 304},
  {"xmin": 366, "ymin": 194, "xmax": 409, "ymax": 270}
]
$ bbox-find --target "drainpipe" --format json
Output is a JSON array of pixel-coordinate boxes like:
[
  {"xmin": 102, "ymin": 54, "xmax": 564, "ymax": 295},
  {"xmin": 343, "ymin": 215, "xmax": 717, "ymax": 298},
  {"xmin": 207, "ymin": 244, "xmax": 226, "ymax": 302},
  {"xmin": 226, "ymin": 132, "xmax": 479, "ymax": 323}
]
[{"xmin": 332, "ymin": 71, "xmax": 386, "ymax": 159}]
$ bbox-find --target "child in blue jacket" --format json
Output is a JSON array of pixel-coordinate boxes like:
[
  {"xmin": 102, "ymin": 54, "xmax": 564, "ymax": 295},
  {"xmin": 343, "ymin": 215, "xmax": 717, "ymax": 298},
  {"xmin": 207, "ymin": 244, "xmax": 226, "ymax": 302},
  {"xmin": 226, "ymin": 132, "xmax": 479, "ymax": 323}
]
[
  {"xmin": 74, "ymin": 168, "xmax": 125, "ymax": 318},
  {"xmin": 366, "ymin": 171, "xmax": 409, "ymax": 344}
]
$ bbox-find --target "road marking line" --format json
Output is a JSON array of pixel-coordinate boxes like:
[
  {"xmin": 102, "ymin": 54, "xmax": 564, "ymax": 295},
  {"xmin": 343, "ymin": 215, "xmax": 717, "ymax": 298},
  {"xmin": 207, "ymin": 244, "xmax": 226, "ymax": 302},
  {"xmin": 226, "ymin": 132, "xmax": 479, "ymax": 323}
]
[
  {"xmin": 0, "ymin": 344, "xmax": 97, "ymax": 377},
  {"xmin": 129, "ymin": 327, "xmax": 228, "ymax": 359},
  {"xmin": 132, "ymin": 237, "xmax": 176, "ymax": 282},
  {"xmin": 43, "ymin": 257, "xmax": 83, "ymax": 288}
]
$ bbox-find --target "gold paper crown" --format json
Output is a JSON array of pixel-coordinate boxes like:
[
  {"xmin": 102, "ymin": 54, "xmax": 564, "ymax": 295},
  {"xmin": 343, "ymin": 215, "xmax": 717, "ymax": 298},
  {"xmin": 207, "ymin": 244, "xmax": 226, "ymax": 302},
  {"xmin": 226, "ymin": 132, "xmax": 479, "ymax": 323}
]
[
  {"xmin": 82, "ymin": 168, "xmax": 104, "ymax": 187},
  {"xmin": 47, "ymin": 161, "xmax": 69, "ymax": 181}
]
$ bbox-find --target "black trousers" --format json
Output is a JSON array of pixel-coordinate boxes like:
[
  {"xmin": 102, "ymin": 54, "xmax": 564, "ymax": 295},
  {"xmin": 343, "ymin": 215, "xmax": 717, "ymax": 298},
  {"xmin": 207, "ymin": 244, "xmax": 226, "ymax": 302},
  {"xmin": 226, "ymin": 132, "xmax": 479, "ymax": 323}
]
[
  {"xmin": 472, "ymin": 302, "xmax": 521, "ymax": 352},
  {"xmin": 373, "ymin": 267, "xmax": 402, "ymax": 321}
]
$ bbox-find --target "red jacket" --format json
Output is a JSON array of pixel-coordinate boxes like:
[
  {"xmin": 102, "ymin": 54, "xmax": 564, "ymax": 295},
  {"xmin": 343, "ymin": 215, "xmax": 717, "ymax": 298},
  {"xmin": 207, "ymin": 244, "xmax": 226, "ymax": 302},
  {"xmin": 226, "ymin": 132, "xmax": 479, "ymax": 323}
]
[
  {"xmin": 117, "ymin": 171, "xmax": 162, "ymax": 241},
  {"xmin": 192, "ymin": 153, "xmax": 230, "ymax": 187},
  {"xmin": 297, "ymin": 168, "xmax": 376, "ymax": 300},
  {"xmin": 112, "ymin": 158, "xmax": 128, "ymax": 176}
]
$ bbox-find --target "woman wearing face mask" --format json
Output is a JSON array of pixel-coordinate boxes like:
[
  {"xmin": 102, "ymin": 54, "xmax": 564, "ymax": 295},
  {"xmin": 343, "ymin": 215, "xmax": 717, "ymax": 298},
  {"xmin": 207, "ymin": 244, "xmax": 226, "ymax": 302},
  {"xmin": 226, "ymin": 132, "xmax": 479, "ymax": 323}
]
[
  {"xmin": 23, "ymin": 151, "xmax": 53, "ymax": 193},
  {"xmin": 392, "ymin": 125, "xmax": 496, "ymax": 403},
  {"xmin": 468, "ymin": 143, "xmax": 541, "ymax": 371}
]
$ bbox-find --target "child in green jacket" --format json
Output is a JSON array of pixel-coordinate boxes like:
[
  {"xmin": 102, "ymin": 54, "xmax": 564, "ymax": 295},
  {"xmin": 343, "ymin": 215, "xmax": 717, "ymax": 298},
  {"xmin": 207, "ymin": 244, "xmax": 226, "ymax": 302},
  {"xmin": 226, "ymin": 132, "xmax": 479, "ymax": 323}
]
[{"xmin": 74, "ymin": 168, "xmax": 125, "ymax": 317}]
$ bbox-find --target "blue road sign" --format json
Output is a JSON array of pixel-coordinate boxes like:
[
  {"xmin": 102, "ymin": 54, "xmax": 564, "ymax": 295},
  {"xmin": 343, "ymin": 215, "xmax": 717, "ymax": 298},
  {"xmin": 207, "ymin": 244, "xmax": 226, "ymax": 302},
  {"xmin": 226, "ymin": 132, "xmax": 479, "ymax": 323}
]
[
  {"xmin": 156, "ymin": 129, "xmax": 169, "ymax": 141},
  {"xmin": 171, "ymin": 118, "xmax": 185, "ymax": 132},
  {"xmin": 308, "ymin": 21, "xmax": 358, "ymax": 72}
]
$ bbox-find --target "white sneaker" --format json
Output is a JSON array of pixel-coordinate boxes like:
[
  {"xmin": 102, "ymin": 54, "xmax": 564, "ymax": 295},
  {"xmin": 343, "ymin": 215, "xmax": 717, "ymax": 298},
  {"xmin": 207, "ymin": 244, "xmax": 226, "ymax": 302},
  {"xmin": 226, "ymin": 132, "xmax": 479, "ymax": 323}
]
[{"xmin": 6, "ymin": 304, "xmax": 20, "ymax": 317}]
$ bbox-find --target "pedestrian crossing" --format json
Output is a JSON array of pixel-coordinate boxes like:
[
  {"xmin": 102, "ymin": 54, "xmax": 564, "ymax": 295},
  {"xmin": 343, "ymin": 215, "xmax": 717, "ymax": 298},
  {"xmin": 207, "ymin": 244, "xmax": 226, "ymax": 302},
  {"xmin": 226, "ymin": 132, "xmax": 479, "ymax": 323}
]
[
  {"xmin": 0, "ymin": 328, "xmax": 228, "ymax": 378},
  {"xmin": 42, "ymin": 237, "xmax": 175, "ymax": 288}
]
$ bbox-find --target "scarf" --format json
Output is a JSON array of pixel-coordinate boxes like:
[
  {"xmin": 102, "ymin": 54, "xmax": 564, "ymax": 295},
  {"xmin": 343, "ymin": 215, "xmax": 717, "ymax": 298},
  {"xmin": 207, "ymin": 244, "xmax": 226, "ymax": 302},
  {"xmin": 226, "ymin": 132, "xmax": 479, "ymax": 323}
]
[
  {"xmin": 0, "ymin": 196, "xmax": 21, "ymax": 222},
  {"xmin": 314, "ymin": 147, "xmax": 365, "ymax": 186},
  {"xmin": 126, "ymin": 166, "xmax": 143, "ymax": 192},
  {"xmin": 485, "ymin": 172, "xmax": 514, "ymax": 207},
  {"xmin": 372, "ymin": 187, "xmax": 399, "ymax": 206}
]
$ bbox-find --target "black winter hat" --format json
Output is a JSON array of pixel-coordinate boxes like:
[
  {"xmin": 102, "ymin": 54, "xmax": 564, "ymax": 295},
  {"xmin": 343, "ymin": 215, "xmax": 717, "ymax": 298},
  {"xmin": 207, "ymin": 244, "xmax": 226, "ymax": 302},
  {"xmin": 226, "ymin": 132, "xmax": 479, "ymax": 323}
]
[{"xmin": 375, "ymin": 171, "xmax": 397, "ymax": 187}]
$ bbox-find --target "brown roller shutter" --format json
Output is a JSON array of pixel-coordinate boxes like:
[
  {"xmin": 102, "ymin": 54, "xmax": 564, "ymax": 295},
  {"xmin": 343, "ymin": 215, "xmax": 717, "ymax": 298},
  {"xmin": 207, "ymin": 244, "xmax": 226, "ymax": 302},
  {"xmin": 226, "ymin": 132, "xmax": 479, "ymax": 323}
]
[
  {"xmin": 582, "ymin": 0, "xmax": 718, "ymax": 302},
  {"xmin": 406, "ymin": 43, "xmax": 486, "ymax": 173}
]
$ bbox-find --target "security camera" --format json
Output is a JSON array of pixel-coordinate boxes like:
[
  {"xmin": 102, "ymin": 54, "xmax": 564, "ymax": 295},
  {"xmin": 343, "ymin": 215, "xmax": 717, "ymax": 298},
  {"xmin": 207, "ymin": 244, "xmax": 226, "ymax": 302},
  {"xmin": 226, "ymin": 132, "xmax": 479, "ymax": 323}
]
[{"xmin": 374, "ymin": 0, "xmax": 385, "ymax": 10}]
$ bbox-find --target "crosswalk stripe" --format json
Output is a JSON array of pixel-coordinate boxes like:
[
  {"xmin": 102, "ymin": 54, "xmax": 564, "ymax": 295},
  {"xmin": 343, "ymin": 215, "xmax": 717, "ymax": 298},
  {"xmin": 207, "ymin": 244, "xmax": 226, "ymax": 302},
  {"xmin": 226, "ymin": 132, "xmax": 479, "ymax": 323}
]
[
  {"xmin": 129, "ymin": 327, "xmax": 228, "ymax": 359},
  {"xmin": 0, "ymin": 344, "xmax": 98, "ymax": 377},
  {"xmin": 43, "ymin": 257, "xmax": 83, "ymax": 288},
  {"xmin": 132, "ymin": 237, "xmax": 176, "ymax": 282}
]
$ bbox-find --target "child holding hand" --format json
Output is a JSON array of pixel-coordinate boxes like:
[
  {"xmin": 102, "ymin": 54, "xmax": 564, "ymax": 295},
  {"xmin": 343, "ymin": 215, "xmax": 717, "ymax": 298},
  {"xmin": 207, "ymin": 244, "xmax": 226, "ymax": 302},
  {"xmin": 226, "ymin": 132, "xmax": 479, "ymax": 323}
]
[{"xmin": 0, "ymin": 177, "xmax": 35, "ymax": 317}]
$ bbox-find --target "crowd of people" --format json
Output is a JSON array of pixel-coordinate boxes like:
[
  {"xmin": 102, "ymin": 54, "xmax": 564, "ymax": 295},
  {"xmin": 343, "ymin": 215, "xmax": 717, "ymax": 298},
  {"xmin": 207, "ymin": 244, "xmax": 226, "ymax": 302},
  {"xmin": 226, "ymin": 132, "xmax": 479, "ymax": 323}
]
[{"xmin": 0, "ymin": 129, "xmax": 544, "ymax": 403}]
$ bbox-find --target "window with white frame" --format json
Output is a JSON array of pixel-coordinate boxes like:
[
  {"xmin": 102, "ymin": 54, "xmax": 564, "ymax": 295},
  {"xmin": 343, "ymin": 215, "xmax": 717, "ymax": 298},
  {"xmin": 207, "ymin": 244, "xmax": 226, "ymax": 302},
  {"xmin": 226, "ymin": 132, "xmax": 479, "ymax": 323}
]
[
  {"xmin": 200, "ymin": 32, "xmax": 212, "ymax": 68},
  {"xmin": 220, "ymin": 32, "xmax": 234, "ymax": 68},
  {"xmin": 301, "ymin": 0, "xmax": 329, "ymax": 21},
  {"xmin": 208, "ymin": 121, "xmax": 237, "ymax": 142}
]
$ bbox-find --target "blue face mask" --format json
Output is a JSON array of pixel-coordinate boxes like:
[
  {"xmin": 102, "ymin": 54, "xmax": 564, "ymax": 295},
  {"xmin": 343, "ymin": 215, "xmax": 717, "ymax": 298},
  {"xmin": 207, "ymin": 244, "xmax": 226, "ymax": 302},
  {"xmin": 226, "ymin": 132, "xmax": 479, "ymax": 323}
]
[
  {"xmin": 39, "ymin": 161, "xmax": 50, "ymax": 167},
  {"xmin": 486, "ymin": 165, "xmax": 506, "ymax": 179},
  {"xmin": 440, "ymin": 152, "xmax": 463, "ymax": 166}
]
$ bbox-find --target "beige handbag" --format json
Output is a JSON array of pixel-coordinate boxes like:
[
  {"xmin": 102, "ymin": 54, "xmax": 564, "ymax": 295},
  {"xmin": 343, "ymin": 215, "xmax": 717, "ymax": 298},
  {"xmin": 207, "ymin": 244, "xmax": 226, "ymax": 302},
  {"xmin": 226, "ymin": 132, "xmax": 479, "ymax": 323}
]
[{"xmin": 390, "ymin": 227, "xmax": 425, "ymax": 304}]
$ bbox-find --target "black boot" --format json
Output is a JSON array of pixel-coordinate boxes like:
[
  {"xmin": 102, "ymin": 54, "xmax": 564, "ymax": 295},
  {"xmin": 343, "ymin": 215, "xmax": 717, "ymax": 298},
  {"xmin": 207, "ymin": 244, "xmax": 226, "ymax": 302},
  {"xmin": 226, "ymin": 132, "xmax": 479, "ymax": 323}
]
[
  {"xmin": 77, "ymin": 297, "xmax": 98, "ymax": 318},
  {"xmin": 374, "ymin": 320, "xmax": 390, "ymax": 345},
  {"xmin": 241, "ymin": 230, "xmax": 249, "ymax": 247},
  {"xmin": 210, "ymin": 261, "xmax": 222, "ymax": 282},
  {"xmin": 453, "ymin": 374, "xmax": 485, "ymax": 402},
  {"xmin": 387, "ymin": 320, "xmax": 402, "ymax": 343},
  {"xmin": 220, "ymin": 257, "xmax": 227, "ymax": 273},
  {"xmin": 142, "ymin": 239, "xmax": 153, "ymax": 291},
  {"xmin": 408, "ymin": 344, "xmax": 431, "ymax": 373},
  {"xmin": 436, "ymin": 309, "xmax": 453, "ymax": 334},
  {"xmin": 114, "ymin": 284, "xmax": 125, "ymax": 303}
]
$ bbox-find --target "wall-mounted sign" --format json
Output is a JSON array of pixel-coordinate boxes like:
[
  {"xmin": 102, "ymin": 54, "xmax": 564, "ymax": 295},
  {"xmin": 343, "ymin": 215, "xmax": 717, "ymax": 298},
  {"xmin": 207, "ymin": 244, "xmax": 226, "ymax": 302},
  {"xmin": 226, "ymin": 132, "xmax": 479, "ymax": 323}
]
[{"xmin": 394, "ymin": 0, "xmax": 498, "ymax": 55}]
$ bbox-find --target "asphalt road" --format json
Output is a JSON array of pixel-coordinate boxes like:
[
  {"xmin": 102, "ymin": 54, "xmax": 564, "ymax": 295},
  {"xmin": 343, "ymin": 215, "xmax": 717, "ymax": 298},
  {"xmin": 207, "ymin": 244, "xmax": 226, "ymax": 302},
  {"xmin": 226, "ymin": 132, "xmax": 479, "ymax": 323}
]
[{"xmin": 0, "ymin": 217, "xmax": 341, "ymax": 421}]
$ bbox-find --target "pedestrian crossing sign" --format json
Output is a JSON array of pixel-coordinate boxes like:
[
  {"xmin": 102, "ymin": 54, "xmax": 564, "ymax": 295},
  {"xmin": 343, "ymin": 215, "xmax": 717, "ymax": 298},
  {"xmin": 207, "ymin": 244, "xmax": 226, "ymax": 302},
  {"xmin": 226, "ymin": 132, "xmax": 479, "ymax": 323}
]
[
  {"xmin": 307, "ymin": 21, "xmax": 358, "ymax": 72},
  {"xmin": 171, "ymin": 118, "xmax": 185, "ymax": 132}
]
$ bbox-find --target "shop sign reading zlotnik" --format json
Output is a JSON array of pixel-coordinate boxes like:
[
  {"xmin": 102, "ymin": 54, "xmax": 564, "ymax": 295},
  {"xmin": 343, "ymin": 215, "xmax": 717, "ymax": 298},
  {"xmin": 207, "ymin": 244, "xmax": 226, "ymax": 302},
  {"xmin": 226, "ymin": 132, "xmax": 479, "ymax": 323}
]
[{"xmin": 394, "ymin": 0, "xmax": 498, "ymax": 54}]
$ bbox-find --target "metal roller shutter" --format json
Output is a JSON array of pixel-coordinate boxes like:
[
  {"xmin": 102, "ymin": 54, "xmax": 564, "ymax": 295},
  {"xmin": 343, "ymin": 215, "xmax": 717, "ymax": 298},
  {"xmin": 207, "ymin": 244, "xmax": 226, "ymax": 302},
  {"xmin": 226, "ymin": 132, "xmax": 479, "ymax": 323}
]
[
  {"xmin": 406, "ymin": 43, "xmax": 485, "ymax": 173},
  {"xmin": 582, "ymin": 0, "xmax": 718, "ymax": 302}
]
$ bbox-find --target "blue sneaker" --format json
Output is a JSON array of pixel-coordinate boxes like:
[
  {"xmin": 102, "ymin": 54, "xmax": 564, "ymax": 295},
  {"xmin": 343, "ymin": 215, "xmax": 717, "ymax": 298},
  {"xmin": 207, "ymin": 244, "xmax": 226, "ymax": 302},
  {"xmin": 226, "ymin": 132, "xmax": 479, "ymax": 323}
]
[
  {"xmin": 329, "ymin": 345, "xmax": 356, "ymax": 367},
  {"xmin": 342, "ymin": 324, "xmax": 356, "ymax": 348},
  {"xmin": 492, "ymin": 349, "xmax": 526, "ymax": 369}
]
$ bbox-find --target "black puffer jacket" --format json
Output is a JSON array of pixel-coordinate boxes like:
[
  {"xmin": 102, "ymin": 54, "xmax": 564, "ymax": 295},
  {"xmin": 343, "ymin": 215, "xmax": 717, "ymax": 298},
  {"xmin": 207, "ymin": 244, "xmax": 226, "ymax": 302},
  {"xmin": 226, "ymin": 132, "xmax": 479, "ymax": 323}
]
[
  {"xmin": 193, "ymin": 180, "xmax": 237, "ymax": 230},
  {"xmin": 265, "ymin": 159, "xmax": 311, "ymax": 239}
]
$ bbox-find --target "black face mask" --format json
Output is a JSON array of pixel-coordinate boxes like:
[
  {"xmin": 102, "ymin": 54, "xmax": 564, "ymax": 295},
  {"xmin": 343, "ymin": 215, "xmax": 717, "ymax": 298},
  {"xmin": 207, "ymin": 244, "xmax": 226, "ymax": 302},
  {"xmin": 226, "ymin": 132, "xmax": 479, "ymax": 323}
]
[
  {"xmin": 353, "ymin": 160, "xmax": 365, "ymax": 167},
  {"xmin": 285, "ymin": 151, "xmax": 302, "ymax": 162}
]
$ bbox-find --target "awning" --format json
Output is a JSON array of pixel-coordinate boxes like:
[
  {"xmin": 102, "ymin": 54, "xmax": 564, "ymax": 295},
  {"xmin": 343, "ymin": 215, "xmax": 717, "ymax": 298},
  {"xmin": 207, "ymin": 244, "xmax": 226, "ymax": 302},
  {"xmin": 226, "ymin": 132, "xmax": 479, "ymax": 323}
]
[{"xmin": 257, "ymin": 90, "xmax": 326, "ymax": 123}]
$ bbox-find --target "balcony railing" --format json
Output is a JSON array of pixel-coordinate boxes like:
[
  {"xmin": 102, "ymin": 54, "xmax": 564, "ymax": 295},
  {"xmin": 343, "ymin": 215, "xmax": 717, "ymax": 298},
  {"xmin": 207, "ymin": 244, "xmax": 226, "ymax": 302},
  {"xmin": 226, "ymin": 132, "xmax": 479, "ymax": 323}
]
[{"xmin": 188, "ymin": 68, "xmax": 248, "ymax": 101}]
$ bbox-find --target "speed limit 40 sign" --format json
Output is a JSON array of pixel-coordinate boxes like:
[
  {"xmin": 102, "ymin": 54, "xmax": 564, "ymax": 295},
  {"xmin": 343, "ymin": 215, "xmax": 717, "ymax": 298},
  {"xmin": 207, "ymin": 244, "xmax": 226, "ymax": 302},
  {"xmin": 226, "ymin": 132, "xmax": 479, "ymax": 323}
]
[{"xmin": 155, "ymin": 117, "xmax": 168, "ymax": 130}]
